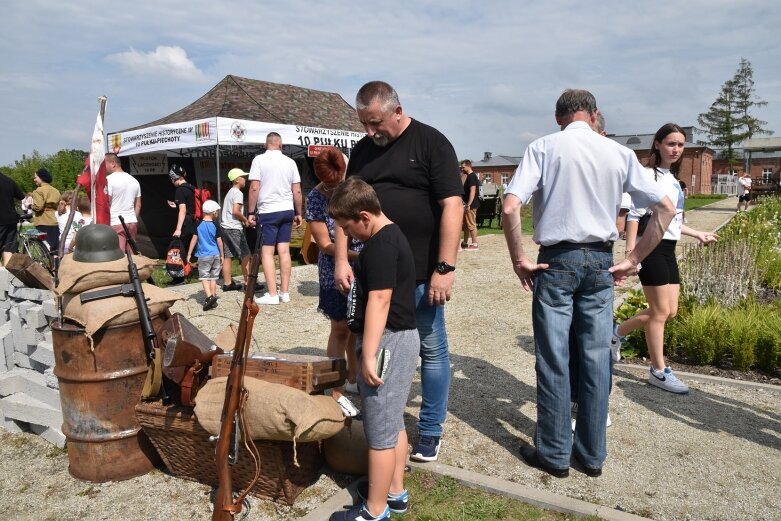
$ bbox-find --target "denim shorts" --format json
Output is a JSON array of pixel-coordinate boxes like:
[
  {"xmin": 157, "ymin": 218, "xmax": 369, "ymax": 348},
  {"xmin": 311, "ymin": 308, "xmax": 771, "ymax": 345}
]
[{"xmin": 258, "ymin": 210, "xmax": 294, "ymax": 246}]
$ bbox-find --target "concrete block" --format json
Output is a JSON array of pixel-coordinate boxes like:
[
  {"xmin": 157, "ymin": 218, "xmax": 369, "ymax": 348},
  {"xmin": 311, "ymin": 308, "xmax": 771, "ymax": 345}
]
[
  {"xmin": 30, "ymin": 341, "xmax": 54, "ymax": 368},
  {"xmin": 22, "ymin": 326, "xmax": 44, "ymax": 349},
  {"xmin": 0, "ymin": 415, "xmax": 27, "ymax": 434},
  {"xmin": 0, "ymin": 298, "xmax": 11, "ymax": 309},
  {"xmin": 13, "ymin": 351, "xmax": 33, "ymax": 369},
  {"xmin": 8, "ymin": 285, "xmax": 49, "ymax": 302},
  {"xmin": 0, "ymin": 392, "xmax": 62, "ymax": 429},
  {"xmin": 0, "ymin": 346, "xmax": 6, "ymax": 373},
  {"xmin": 0, "ymin": 267, "xmax": 8, "ymax": 297},
  {"xmin": 30, "ymin": 423, "xmax": 66, "ymax": 447},
  {"xmin": 2, "ymin": 325, "xmax": 13, "ymax": 366},
  {"xmin": 42, "ymin": 298, "xmax": 57, "ymax": 318},
  {"xmin": 9, "ymin": 274, "xmax": 26, "ymax": 288},
  {"xmin": 18, "ymin": 300, "xmax": 34, "ymax": 318},
  {"xmin": 43, "ymin": 329, "xmax": 52, "ymax": 344},
  {"xmin": 0, "ymin": 368, "xmax": 60, "ymax": 408},
  {"xmin": 44, "ymin": 368, "xmax": 59, "ymax": 390},
  {"xmin": 0, "ymin": 310, "xmax": 7, "ymax": 326},
  {"xmin": 24, "ymin": 304, "xmax": 46, "ymax": 328}
]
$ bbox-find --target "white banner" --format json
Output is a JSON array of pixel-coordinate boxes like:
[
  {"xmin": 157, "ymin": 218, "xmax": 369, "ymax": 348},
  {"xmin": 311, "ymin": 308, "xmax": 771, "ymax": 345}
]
[
  {"xmin": 216, "ymin": 118, "xmax": 365, "ymax": 149},
  {"xmin": 109, "ymin": 118, "xmax": 217, "ymax": 155},
  {"xmin": 128, "ymin": 154, "xmax": 169, "ymax": 176},
  {"xmin": 109, "ymin": 118, "xmax": 365, "ymax": 156}
]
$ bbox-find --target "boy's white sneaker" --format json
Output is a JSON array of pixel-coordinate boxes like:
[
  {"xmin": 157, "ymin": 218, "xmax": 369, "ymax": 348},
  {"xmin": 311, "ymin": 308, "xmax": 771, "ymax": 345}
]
[{"xmin": 279, "ymin": 292, "xmax": 291, "ymax": 303}]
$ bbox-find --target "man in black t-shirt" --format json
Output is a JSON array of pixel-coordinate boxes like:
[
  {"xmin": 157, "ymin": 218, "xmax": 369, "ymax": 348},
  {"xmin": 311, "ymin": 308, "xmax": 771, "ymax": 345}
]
[
  {"xmin": 335, "ymin": 81, "xmax": 462, "ymax": 463},
  {"xmin": 459, "ymin": 159, "xmax": 480, "ymax": 250},
  {"xmin": 169, "ymin": 164, "xmax": 197, "ymax": 283}
]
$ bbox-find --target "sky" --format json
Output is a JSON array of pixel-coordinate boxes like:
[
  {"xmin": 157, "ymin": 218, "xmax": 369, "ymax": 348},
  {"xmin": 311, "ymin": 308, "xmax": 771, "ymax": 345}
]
[{"xmin": 1, "ymin": 0, "xmax": 780, "ymax": 167}]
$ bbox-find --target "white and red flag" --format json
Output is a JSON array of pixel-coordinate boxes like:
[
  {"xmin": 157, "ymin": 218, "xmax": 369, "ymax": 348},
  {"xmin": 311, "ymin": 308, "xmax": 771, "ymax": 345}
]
[{"xmin": 77, "ymin": 97, "xmax": 110, "ymax": 224}]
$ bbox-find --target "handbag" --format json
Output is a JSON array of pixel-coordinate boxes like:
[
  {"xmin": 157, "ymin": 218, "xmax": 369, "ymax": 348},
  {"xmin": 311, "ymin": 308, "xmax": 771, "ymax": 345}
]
[{"xmin": 300, "ymin": 221, "xmax": 319, "ymax": 265}]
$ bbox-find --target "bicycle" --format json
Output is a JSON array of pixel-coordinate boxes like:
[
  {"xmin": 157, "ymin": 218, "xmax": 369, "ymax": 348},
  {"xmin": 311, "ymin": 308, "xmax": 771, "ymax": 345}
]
[{"xmin": 16, "ymin": 214, "xmax": 54, "ymax": 273}]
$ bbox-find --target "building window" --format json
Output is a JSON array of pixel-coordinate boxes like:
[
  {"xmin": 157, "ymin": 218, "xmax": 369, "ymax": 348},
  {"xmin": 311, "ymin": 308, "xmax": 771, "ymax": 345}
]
[
  {"xmin": 762, "ymin": 168, "xmax": 773, "ymax": 184},
  {"xmin": 728, "ymin": 169, "xmax": 739, "ymax": 177},
  {"xmin": 501, "ymin": 174, "xmax": 509, "ymax": 186}
]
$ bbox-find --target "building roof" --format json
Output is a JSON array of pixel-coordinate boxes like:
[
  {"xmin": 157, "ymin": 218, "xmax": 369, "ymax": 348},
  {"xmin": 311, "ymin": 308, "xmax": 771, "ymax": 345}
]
[
  {"xmin": 744, "ymin": 137, "xmax": 781, "ymax": 151},
  {"xmin": 607, "ymin": 133, "xmax": 705, "ymax": 152},
  {"xmin": 119, "ymin": 75, "xmax": 364, "ymax": 133},
  {"xmin": 470, "ymin": 153, "xmax": 522, "ymax": 168}
]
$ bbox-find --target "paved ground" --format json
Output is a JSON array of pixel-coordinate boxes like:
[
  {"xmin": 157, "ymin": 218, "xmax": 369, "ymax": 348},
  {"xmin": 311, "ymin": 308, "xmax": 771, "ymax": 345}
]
[{"xmin": 2, "ymin": 196, "xmax": 778, "ymax": 521}]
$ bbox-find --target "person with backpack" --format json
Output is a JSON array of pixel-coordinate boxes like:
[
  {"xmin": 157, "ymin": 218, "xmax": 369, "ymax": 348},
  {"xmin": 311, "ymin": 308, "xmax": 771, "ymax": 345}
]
[{"xmin": 169, "ymin": 164, "xmax": 199, "ymax": 284}]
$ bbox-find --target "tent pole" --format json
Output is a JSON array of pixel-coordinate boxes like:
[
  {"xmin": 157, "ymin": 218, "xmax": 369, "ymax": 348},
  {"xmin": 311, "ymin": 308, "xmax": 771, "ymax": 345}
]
[{"xmin": 215, "ymin": 138, "xmax": 222, "ymax": 203}]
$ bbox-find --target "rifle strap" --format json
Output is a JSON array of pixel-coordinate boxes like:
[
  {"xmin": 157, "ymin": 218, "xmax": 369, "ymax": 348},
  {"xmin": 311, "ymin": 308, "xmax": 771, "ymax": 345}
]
[{"xmin": 141, "ymin": 347, "xmax": 163, "ymax": 400}]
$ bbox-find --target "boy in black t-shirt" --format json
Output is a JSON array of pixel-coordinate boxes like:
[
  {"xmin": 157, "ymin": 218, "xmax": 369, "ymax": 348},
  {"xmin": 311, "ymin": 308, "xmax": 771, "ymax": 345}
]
[{"xmin": 328, "ymin": 177, "xmax": 419, "ymax": 521}]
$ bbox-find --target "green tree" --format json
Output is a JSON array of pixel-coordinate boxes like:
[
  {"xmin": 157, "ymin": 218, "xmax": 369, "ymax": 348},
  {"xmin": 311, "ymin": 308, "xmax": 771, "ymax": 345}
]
[
  {"xmin": 732, "ymin": 58, "xmax": 773, "ymax": 140},
  {"xmin": 3, "ymin": 149, "xmax": 87, "ymax": 193},
  {"xmin": 697, "ymin": 58, "xmax": 772, "ymax": 166}
]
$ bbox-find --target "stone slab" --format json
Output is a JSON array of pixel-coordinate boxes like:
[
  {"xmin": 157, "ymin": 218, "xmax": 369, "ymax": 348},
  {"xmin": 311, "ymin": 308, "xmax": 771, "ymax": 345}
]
[
  {"xmin": 8, "ymin": 285, "xmax": 50, "ymax": 302},
  {"xmin": 44, "ymin": 368, "xmax": 59, "ymax": 390},
  {"xmin": 30, "ymin": 341, "xmax": 54, "ymax": 368},
  {"xmin": 0, "ymin": 368, "xmax": 60, "ymax": 409},
  {"xmin": 29, "ymin": 423, "xmax": 66, "ymax": 448},
  {"xmin": 0, "ymin": 266, "xmax": 8, "ymax": 297},
  {"xmin": 24, "ymin": 304, "xmax": 46, "ymax": 329},
  {"xmin": 0, "ymin": 392, "xmax": 62, "ymax": 429},
  {"xmin": 42, "ymin": 298, "xmax": 57, "ymax": 318}
]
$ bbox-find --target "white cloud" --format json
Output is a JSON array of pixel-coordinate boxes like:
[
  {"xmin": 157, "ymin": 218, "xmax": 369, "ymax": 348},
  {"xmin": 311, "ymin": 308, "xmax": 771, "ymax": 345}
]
[{"xmin": 105, "ymin": 46, "xmax": 203, "ymax": 80}]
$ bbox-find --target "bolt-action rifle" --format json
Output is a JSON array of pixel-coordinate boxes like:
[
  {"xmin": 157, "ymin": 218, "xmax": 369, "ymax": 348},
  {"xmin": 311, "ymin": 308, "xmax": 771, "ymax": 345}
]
[{"xmin": 211, "ymin": 227, "xmax": 263, "ymax": 520}]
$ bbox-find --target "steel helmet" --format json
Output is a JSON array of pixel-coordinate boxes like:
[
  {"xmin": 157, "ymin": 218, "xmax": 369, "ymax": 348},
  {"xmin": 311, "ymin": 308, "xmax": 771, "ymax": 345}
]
[{"xmin": 72, "ymin": 224, "xmax": 124, "ymax": 262}]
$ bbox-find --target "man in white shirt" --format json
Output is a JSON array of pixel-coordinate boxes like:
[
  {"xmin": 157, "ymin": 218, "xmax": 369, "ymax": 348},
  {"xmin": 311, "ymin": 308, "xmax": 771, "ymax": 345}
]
[
  {"xmin": 502, "ymin": 89, "xmax": 676, "ymax": 478},
  {"xmin": 737, "ymin": 172, "xmax": 752, "ymax": 212},
  {"xmin": 105, "ymin": 153, "xmax": 141, "ymax": 253},
  {"xmin": 247, "ymin": 132, "xmax": 302, "ymax": 305}
]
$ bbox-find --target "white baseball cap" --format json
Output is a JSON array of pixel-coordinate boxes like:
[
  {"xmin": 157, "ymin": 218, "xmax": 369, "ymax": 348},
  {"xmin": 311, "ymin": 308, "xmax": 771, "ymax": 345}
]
[{"xmin": 202, "ymin": 200, "xmax": 221, "ymax": 214}]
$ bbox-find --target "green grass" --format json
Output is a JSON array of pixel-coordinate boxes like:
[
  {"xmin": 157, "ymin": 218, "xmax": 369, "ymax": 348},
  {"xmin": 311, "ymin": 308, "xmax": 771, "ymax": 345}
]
[
  {"xmin": 402, "ymin": 470, "xmax": 602, "ymax": 520},
  {"xmin": 684, "ymin": 195, "xmax": 725, "ymax": 211}
]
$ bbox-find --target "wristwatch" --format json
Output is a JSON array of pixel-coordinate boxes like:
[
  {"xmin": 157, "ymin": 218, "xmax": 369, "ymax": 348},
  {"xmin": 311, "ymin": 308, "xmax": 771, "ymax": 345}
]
[{"xmin": 434, "ymin": 261, "xmax": 456, "ymax": 275}]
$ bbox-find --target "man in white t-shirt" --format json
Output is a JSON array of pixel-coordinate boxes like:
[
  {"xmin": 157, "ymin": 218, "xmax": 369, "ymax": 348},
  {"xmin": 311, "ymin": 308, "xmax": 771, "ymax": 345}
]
[
  {"xmin": 247, "ymin": 132, "xmax": 302, "ymax": 305},
  {"xmin": 220, "ymin": 168, "xmax": 252, "ymax": 291},
  {"xmin": 737, "ymin": 172, "xmax": 752, "ymax": 212},
  {"xmin": 105, "ymin": 153, "xmax": 141, "ymax": 253}
]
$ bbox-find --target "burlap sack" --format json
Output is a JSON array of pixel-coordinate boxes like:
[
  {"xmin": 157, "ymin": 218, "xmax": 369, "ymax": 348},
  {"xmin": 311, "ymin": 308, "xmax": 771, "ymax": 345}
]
[
  {"xmin": 195, "ymin": 376, "xmax": 345, "ymax": 443},
  {"xmin": 323, "ymin": 419, "xmax": 369, "ymax": 475},
  {"xmin": 62, "ymin": 283, "xmax": 182, "ymax": 346},
  {"xmin": 56, "ymin": 254, "xmax": 156, "ymax": 295}
]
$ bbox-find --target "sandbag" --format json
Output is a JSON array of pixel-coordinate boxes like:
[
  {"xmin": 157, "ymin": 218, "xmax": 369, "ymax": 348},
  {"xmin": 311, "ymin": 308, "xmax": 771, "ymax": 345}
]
[
  {"xmin": 62, "ymin": 283, "xmax": 182, "ymax": 345},
  {"xmin": 323, "ymin": 419, "xmax": 369, "ymax": 475},
  {"xmin": 195, "ymin": 376, "xmax": 345, "ymax": 443},
  {"xmin": 56, "ymin": 254, "xmax": 155, "ymax": 295}
]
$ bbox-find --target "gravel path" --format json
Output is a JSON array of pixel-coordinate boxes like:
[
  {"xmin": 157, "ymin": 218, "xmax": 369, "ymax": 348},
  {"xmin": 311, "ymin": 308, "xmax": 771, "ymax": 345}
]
[{"xmin": 2, "ymin": 197, "xmax": 779, "ymax": 521}]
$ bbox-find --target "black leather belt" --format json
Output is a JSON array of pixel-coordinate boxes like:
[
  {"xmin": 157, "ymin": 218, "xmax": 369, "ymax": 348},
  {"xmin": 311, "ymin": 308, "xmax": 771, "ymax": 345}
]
[{"xmin": 541, "ymin": 241, "xmax": 614, "ymax": 252}]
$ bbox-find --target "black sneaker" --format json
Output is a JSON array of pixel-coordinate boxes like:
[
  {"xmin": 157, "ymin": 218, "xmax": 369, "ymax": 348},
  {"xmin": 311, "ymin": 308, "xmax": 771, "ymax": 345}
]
[
  {"xmin": 204, "ymin": 295, "xmax": 218, "ymax": 310},
  {"xmin": 410, "ymin": 435, "xmax": 440, "ymax": 462},
  {"xmin": 356, "ymin": 481, "xmax": 408, "ymax": 514},
  {"xmin": 222, "ymin": 282, "xmax": 242, "ymax": 292}
]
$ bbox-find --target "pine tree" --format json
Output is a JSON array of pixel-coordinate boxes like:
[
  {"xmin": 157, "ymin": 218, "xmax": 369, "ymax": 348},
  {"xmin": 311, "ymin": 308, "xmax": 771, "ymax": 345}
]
[{"xmin": 697, "ymin": 58, "xmax": 772, "ymax": 166}]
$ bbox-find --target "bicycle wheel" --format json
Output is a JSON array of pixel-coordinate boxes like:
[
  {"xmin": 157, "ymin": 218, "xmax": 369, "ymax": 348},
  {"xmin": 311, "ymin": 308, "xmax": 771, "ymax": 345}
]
[{"xmin": 25, "ymin": 238, "xmax": 53, "ymax": 273}]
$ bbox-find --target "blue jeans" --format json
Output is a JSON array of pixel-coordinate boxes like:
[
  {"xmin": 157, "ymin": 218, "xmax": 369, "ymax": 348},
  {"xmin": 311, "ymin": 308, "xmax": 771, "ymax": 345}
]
[
  {"xmin": 532, "ymin": 245, "xmax": 613, "ymax": 469},
  {"xmin": 414, "ymin": 282, "xmax": 450, "ymax": 437}
]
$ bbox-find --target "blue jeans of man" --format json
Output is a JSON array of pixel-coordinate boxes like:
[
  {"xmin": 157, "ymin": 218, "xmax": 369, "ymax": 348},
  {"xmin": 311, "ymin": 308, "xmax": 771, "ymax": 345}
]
[
  {"xmin": 414, "ymin": 281, "xmax": 450, "ymax": 437},
  {"xmin": 532, "ymin": 245, "xmax": 613, "ymax": 470}
]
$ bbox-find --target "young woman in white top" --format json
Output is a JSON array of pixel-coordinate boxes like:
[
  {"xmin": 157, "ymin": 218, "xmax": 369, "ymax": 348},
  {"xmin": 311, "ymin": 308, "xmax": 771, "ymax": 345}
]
[{"xmin": 614, "ymin": 123, "xmax": 717, "ymax": 394}]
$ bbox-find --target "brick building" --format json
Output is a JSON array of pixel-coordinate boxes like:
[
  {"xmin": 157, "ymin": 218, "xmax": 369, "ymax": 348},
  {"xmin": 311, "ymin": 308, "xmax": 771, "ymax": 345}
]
[
  {"xmin": 607, "ymin": 127, "xmax": 714, "ymax": 195},
  {"xmin": 468, "ymin": 152, "xmax": 522, "ymax": 187}
]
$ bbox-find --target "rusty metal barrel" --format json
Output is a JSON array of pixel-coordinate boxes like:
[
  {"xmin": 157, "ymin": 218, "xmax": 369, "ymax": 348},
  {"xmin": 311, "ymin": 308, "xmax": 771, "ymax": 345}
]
[{"xmin": 52, "ymin": 319, "xmax": 163, "ymax": 482}]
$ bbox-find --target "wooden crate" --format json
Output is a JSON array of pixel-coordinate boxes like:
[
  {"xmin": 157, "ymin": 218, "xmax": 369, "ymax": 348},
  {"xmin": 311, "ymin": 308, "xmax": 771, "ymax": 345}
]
[{"xmin": 211, "ymin": 353, "xmax": 347, "ymax": 394}]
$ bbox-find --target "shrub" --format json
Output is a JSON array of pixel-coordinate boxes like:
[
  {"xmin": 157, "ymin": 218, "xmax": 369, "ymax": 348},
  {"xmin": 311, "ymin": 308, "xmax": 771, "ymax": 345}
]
[
  {"xmin": 679, "ymin": 239, "xmax": 759, "ymax": 307},
  {"xmin": 669, "ymin": 304, "xmax": 725, "ymax": 365}
]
